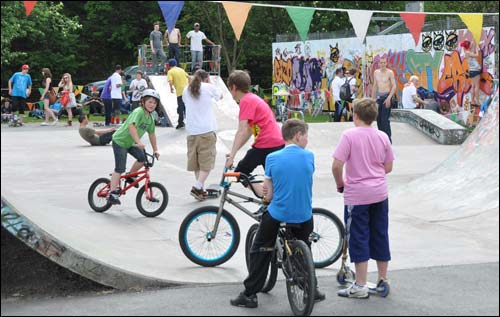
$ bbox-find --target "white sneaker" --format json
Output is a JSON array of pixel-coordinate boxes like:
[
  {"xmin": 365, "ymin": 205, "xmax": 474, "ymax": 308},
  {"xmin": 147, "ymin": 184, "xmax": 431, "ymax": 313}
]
[
  {"xmin": 40, "ymin": 122, "xmax": 49, "ymax": 126},
  {"xmin": 338, "ymin": 282, "xmax": 369, "ymax": 299},
  {"xmin": 52, "ymin": 119, "xmax": 59, "ymax": 126}
]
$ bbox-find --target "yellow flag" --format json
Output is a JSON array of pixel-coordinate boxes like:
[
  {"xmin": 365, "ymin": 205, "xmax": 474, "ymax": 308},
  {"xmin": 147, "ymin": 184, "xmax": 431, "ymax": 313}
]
[
  {"xmin": 459, "ymin": 14, "xmax": 483, "ymax": 45},
  {"xmin": 222, "ymin": 2, "xmax": 252, "ymax": 41},
  {"xmin": 77, "ymin": 85, "xmax": 83, "ymax": 92}
]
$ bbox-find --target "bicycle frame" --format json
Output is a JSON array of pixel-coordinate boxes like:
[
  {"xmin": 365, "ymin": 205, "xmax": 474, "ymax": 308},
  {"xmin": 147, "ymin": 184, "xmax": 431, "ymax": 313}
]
[{"xmin": 209, "ymin": 170, "xmax": 263, "ymax": 239}]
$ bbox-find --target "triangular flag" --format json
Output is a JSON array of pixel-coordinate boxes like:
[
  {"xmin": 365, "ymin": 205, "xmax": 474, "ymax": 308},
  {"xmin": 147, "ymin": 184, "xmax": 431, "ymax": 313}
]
[
  {"xmin": 52, "ymin": 87, "xmax": 59, "ymax": 93},
  {"xmin": 27, "ymin": 103, "xmax": 33, "ymax": 111},
  {"xmin": 74, "ymin": 89, "xmax": 81, "ymax": 96},
  {"xmin": 287, "ymin": 8, "xmax": 315, "ymax": 42},
  {"xmin": 400, "ymin": 13, "xmax": 426, "ymax": 46},
  {"xmin": 38, "ymin": 88, "xmax": 44, "ymax": 95},
  {"xmin": 77, "ymin": 85, "xmax": 83, "ymax": 92},
  {"xmin": 24, "ymin": 1, "xmax": 37, "ymax": 16},
  {"xmin": 222, "ymin": 2, "xmax": 252, "ymax": 41},
  {"xmin": 157, "ymin": 1, "xmax": 184, "ymax": 34},
  {"xmin": 79, "ymin": 93, "xmax": 88, "ymax": 101},
  {"xmin": 459, "ymin": 13, "xmax": 483, "ymax": 45},
  {"xmin": 347, "ymin": 10, "xmax": 373, "ymax": 44}
]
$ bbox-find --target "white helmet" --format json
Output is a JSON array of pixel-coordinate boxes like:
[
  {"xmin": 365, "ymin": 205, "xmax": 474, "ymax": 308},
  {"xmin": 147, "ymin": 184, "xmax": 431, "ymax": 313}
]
[{"xmin": 141, "ymin": 89, "xmax": 160, "ymax": 103}]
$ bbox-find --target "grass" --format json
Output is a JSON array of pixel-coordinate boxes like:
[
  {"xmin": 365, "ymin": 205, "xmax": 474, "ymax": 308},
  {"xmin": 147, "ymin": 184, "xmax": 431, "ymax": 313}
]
[{"xmin": 15, "ymin": 114, "xmax": 129, "ymax": 124}]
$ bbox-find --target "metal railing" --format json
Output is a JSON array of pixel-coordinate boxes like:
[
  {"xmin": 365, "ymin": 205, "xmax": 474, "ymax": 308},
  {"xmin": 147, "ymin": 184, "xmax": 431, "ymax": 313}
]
[{"xmin": 137, "ymin": 44, "xmax": 221, "ymax": 76}]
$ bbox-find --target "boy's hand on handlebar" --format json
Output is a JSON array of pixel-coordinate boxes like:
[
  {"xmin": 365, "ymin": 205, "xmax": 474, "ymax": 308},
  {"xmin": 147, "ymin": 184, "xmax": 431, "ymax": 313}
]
[
  {"xmin": 136, "ymin": 142, "xmax": 146, "ymax": 150},
  {"xmin": 154, "ymin": 151, "xmax": 160, "ymax": 160},
  {"xmin": 225, "ymin": 154, "xmax": 234, "ymax": 169}
]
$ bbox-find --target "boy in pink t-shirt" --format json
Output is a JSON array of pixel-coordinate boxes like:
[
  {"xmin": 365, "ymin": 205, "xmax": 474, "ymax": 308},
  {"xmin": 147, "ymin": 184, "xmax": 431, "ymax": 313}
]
[
  {"xmin": 332, "ymin": 98, "xmax": 395, "ymax": 299},
  {"xmin": 225, "ymin": 71, "xmax": 285, "ymax": 196}
]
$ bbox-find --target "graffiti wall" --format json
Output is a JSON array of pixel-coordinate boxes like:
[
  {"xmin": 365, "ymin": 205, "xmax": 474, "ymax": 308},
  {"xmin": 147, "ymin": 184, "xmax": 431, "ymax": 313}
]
[{"xmin": 272, "ymin": 27, "xmax": 496, "ymax": 120}]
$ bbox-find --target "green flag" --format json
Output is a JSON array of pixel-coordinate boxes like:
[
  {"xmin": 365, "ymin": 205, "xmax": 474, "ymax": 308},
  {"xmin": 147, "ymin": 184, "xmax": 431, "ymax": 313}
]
[{"xmin": 287, "ymin": 8, "xmax": 315, "ymax": 42}]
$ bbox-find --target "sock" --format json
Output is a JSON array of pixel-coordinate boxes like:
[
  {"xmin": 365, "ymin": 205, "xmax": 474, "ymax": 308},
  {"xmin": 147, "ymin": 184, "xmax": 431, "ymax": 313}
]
[
  {"xmin": 111, "ymin": 116, "xmax": 115, "ymax": 124},
  {"xmin": 194, "ymin": 181, "xmax": 203, "ymax": 190}
]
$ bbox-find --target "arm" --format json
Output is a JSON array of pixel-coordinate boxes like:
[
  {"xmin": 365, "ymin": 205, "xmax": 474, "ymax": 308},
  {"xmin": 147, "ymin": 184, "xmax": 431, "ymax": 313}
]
[
  {"xmin": 95, "ymin": 127, "xmax": 116, "ymax": 135},
  {"xmin": 371, "ymin": 71, "xmax": 378, "ymax": 99},
  {"xmin": 204, "ymin": 38, "xmax": 215, "ymax": 46},
  {"xmin": 225, "ymin": 119, "xmax": 252, "ymax": 168},
  {"xmin": 128, "ymin": 123, "xmax": 144, "ymax": 149},
  {"xmin": 384, "ymin": 161, "xmax": 393, "ymax": 174},
  {"xmin": 263, "ymin": 178, "xmax": 274, "ymax": 202},
  {"xmin": 148, "ymin": 132, "xmax": 160, "ymax": 158},
  {"xmin": 332, "ymin": 159, "xmax": 345, "ymax": 192},
  {"xmin": 8, "ymin": 79, "xmax": 12, "ymax": 95},
  {"xmin": 412, "ymin": 94, "xmax": 428, "ymax": 106},
  {"xmin": 168, "ymin": 80, "xmax": 174, "ymax": 94},
  {"xmin": 385, "ymin": 72, "xmax": 397, "ymax": 107}
]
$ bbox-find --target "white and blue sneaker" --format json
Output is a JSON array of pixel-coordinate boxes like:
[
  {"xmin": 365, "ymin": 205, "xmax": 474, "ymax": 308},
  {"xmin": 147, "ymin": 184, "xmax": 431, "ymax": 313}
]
[{"xmin": 338, "ymin": 282, "xmax": 369, "ymax": 299}]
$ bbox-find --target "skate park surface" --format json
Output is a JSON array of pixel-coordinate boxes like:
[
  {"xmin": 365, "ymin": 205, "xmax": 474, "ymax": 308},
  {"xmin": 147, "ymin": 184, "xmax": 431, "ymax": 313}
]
[{"xmin": 1, "ymin": 77, "xmax": 498, "ymax": 290}]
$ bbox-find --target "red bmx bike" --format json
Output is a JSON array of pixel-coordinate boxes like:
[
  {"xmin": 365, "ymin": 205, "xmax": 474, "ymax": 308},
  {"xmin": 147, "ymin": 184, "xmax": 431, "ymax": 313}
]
[{"xmin": 88, "ymin": 151, "xmax": 168, "ymax": 217}]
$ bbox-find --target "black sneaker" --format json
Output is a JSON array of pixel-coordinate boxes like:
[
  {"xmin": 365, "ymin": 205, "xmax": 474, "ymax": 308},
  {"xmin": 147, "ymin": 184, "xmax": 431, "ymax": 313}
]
[
  {"xmin": 314, "ymin": 288, "xmax": 326, "ymax": 302},
  {"xmin": 230, "ymin": 292, "xmax": 258, "ymax": 308},
  {"xmin": 190, "ymin": 186, "xmax": 206, "ymax": 201},
  {"xmin": 125, "ymin": 174, "xmax": 139, "ymax": 188},
  {"xmin": 107, "ymin": 189, "xmax": 121, "ymax": 205},
  {"xmin": 175, "ymin": 123, "xmax": 185, "ymax": 130}
]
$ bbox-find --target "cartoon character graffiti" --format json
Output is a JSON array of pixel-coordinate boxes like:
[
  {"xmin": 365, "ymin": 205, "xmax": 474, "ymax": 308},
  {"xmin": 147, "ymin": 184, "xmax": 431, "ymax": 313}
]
[
  {"xmin": 422, "ymin": 33, "xmax": 432, "ymax": 52},
  {"xmin": 445, "ymin": 30, "xmax": 458, "ymax": 51},
  {"xmin": 330, "ymin": 43, "xmax": 339, "ymax": 63},
  {"xmin": 433, "ymin": 31, "xmax": 445, "ymax": 51}
]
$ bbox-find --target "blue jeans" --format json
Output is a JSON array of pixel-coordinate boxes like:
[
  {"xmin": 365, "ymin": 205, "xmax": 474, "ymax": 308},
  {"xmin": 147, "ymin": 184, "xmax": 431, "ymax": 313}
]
[
  {"xmin": 112, "ymin": 141, "xmax": 146, "ymax": 174},
  {"xmin": 169, "ymin": 43, "xmax": 180, "ymax": 65},
  {"xmin": 152, "ymin": 48, "xmax": 167, "ymax": 73},
  {"xmin": 376, "ymin": 93, "xmax": 393, "ymax": 143},
  {"xmin": 191, "ymin": 50, "xmax": 203, "ymax": 71}
]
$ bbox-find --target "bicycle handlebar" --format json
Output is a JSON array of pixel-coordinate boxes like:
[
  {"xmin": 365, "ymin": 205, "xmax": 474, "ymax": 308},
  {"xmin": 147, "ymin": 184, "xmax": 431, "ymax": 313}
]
[{"xmin": 222, "ymin": 168, "xmax": 263, "ymax": 199}]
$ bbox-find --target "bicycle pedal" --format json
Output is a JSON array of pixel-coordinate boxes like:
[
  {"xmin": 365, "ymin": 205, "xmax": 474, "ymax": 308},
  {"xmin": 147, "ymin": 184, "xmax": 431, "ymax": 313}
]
[{"xmin": 149, "ymin": 197, "xmax": 160, "ymax": 203}]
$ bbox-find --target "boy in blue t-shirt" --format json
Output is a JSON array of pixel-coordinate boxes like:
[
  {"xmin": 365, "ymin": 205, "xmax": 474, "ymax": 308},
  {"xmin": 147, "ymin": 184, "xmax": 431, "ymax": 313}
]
[
  {"xmin": 8, "ymin": 64, "xmax": 32, "ymax": 116},
  {"xmin": 230, "ymin": 119, "xmax": 325, "ymax": 309}
]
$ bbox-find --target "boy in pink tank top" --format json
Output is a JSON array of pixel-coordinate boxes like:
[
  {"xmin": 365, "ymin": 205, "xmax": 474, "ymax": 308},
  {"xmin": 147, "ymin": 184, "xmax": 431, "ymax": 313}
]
[{"xmin": 332, "ymin": 98, "xmax": 395, "ymax": 299}]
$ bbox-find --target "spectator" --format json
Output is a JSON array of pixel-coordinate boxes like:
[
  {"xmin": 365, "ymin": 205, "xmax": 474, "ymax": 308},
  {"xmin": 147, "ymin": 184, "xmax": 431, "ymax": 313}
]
[
  {"xmin": 371, "ymin": 57, "xmax": 396, "ymax": 143},
  {"xmin": 185, "ymin": 22, "xmax": 215, "ymax": 72},
  {"xmin": 182, "ymin": 69, "xmax": 222, "ymax": 200},
  {"xmin": 58, "ymin": 73, "xmax": 77, "ymax": 126},
  {"xmin": 167, "ymin": 59, "xmax": 189, "ymax": 129},
  {"xmin": 110, "ymin": 65, "xmax": 123, "ymax": 125},
  {"xmin": 150, "ymin": 22, "xmax": 167, "ymax": 74},
  {"xmin": 40, "ymin": 68, "xmax": 58, "ymax": 126},
  {"xmin": 100, "ymin": 76, "xmax": 113, "ymax": 126},
  {"xmin": 402, "ymin": 76, "xmax": 428, "ymax": 109},
  {"xmin": 461, "ymin": 40, "xmax": 482, "ymax": 107},
  {"xmin": 1, "ymin": 98, "xmax": 13, "ymax": 122},
  {"xmin": 165, "ymin": 24, "xmax": 182, "ymax": 65},
  {"xmin": 129, "ymin": 70, "xmax": 148, "ymax": 110},
  {"xmin": 8, "ymin": 64, "xmax": 32, "ymax": 119},
  {"xmin": 331, "ymin": 67, "xmax": 344, "ymax": 122},
  {"xmin": 78, "ymin": 114, "xmax": 116, "ymax": 146},
  {"xmin": 84, "ymin": 91, "xmax": 104, "ymax": 115}
]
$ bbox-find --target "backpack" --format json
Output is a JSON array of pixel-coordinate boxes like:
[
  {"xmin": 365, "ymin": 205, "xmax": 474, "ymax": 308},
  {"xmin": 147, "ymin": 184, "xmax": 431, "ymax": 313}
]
[{"xmin": 339, "ymin": 77, "xmax": 353, "ymax": 102}]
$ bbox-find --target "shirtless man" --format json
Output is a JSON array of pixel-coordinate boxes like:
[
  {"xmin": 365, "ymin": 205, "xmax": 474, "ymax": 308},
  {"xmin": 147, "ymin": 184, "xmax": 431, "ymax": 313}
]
[{"xmin": 371, "ymin": 57, "xmax": 396, "ymax": 143}]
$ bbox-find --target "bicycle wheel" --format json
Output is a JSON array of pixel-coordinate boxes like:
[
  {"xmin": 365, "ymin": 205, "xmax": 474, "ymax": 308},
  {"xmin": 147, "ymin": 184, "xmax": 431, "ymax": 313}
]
[
  {"xmin": 88, "ymin": 178, "xmax": 112, "ymax": 213},
  {"xmin": 179, "ymin": 206, "xmax": 240, "ymax": 267},
  {"xmin": 136, "ymin": 182, "xmax": 168, "ymax": 217},
  {"xmin": 245, "ymin": 224, "xmax": 278, "ymax": 293},
  {"xmin": 311, "ymin": 208, "xmax": 344, "ymax": 268},
  {"xmin": 285, "ymin": 240, "xmax": 316, "ymax": 316}
]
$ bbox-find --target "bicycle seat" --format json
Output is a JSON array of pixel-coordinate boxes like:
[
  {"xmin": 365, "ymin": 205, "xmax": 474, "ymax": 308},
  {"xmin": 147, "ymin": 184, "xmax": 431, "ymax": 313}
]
[{"xmin": 279, "ymin": 222, "xmax": 302, "ymax": 229}]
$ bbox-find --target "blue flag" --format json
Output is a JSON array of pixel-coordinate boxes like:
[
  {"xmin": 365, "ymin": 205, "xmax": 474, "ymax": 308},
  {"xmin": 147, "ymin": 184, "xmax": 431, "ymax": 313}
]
[{"xmin": 158, "ymin": 1, "xmax": 184, "ymax": 34}]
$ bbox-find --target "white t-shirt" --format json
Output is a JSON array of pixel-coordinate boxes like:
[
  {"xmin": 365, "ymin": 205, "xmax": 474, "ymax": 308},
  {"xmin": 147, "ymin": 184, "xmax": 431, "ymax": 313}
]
[
  {"xmin": 130, "ymin": 79, "xmax": 148, "ymax": 101},
  {"xmin": 331, "ymin": 76, "xmax": 344, "ymax": 101},
  {"xmin": 110, "ymin": 72, "xmax": 122, "ymax": 99},
  {"xmin": 182, "ymin": 82, "xmax": 221, "ymax": 135},
  {"xmin": 402, "ymin": 84, "xmax": 417, "ymax": 109},
  {"xmin": 186, "ymin": 30, "xmax": 207, "ymax": 52}
]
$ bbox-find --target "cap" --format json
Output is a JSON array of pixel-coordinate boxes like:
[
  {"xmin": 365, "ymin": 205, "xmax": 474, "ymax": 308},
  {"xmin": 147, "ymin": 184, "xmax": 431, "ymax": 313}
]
[
  {"xmin": 22, "ymin": 64, "xmax": 30, "ymax": 70},
  {"xmin": 460, "ymin": 40, "xmax": 471, "ymax": 49},
  {"xmin": 194, "ymin": 23, "xmax": 200, "ymax": 27},
  {"xmin": 168, "ymin": 59, "xmax": 177, "ymax": 67}
]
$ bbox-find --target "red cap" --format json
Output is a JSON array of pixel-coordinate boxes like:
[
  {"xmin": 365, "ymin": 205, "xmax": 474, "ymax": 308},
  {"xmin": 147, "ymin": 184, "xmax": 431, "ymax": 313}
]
[
  {"xmin": 460, "ymin": 40, "xmax": 470, "ymax": 49},
  {"xmin": 22, "ymin": 64, "xmax": 30, "ymax": 69}
]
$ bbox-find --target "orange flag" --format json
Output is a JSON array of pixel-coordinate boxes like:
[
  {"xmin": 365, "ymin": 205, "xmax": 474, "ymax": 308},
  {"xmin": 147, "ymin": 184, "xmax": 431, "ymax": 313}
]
[
  {"xmin": 222, "ymin": 2, "xmax": 252, "ymax": 41},
  {"xmin": 400, "ymin": 13, "xmax": 426, "ymax": 46},
  {"xmin": 24, "ymin": 1, "xmax": 37, "ymax": 16}
]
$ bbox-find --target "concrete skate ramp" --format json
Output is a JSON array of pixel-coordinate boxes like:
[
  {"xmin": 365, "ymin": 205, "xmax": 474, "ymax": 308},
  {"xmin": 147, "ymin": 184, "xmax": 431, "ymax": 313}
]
[
  {"xmin": 1, "ymin": 85, "xmax": 498, "ymax": 290},
  {"xmin": 391, "ymin": 89, "xmax": 499, "ymax": 222}
]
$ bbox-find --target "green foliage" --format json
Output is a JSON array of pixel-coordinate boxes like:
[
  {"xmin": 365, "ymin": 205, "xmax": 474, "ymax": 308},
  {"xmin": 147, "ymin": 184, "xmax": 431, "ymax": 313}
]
[{"xmin": 2, "ymin": 1, "xmax": 497, "ymax": 93}]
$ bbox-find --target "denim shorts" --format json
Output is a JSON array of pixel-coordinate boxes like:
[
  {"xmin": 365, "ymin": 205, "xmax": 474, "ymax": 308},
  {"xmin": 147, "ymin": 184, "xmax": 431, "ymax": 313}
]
[
  {"xmin": 469, "ymin": 70, "xmax": 481, "ymax": 78},
  {"xmin": 112, "ymin": 141, "xmax": 146, "ymax": 174}
]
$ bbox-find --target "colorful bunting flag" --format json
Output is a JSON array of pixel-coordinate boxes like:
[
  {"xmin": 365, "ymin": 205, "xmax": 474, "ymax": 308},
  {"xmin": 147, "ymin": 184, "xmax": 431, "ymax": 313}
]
[
  {"xmin": 286, "ymin": 7, "xmax": 315, "ymax": 42},
  {"xmin": 158, "ymin": 1, "xmax": 184, "ymax": 34},
  {"xmin": 459, "ymin": 13, "xmax": 483, "ymax": 45},
  {"xmin": 222, "ymin": 2, "xmax": 253, "ymax": 41},
  {"xmin": 24, "ymin": 1, "xmax": 37, "ymax": 16},
  {"xmin": 347, "ymin": 10, "xmax": 373, "ymax": 44},
  {"xmin": 400, "ymin": 13, "xmax": 426, "ymax": 46}
]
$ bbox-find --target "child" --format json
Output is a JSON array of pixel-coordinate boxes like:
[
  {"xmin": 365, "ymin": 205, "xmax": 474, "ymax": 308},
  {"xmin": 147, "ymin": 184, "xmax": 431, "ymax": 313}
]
[
  {"xmin": 1, "ymin": 98, "xmax": 13, "ymax": 122},
  {"xmin": 230, "ymin": 119, "xmax": 324, "ymax": 309},
  {"xmin": 107, "ymin": 89, "xmax": 161, "ymax": 205},
  {"xmin": 84, "ymin": 91, "xmax": 105, "ymax": 115},
  {"xmin": 332, "ymin": 98, "xmax": 395, "ymax": 299}
]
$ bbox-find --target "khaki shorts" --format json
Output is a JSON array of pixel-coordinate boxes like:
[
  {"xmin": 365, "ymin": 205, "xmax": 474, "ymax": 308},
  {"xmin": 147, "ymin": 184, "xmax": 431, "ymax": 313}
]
[{"xmin": 187, "ymin": 132, "xmax": 217, "ymax": 171}]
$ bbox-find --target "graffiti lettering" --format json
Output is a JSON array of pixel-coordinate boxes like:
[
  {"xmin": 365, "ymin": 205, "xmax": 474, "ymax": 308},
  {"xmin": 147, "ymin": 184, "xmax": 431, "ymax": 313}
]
[
  {"xmin": 273, "ymin": 57, "xmax": 293, "ymax": 86},
  {"xmin": 406, "ymin": 50, "xmax": 444, "ymax": 93},
  {"xmin": 438, "ymin": 51, "xmax": 470, "ymax": 106}
]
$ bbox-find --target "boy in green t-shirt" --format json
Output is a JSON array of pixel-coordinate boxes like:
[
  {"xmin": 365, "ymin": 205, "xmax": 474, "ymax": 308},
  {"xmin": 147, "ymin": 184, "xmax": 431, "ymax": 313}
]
[{"xmin": 107, "ymin": 89, "xmax": 161, "ymax": 205}]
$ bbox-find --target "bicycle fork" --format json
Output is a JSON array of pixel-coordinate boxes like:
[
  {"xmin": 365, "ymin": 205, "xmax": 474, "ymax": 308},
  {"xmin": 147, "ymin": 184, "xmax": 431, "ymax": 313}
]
[{"xmin": 206, "ymin": 188, "xmax": 229, "ymax": 241}]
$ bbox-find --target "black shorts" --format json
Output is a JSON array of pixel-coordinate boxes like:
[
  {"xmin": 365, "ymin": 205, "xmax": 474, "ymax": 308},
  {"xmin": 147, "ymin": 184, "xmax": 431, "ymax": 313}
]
[
  {"xmin": 11, "ymin": 96, "xmax": 26, "ymax": 114},
  {"xmin": 235, "ymin": 145, "xmax": 285, "ymax": 177}
]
